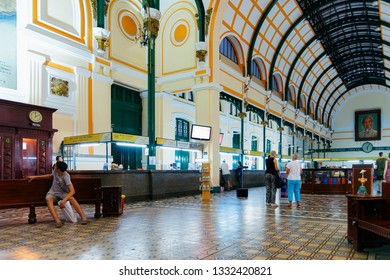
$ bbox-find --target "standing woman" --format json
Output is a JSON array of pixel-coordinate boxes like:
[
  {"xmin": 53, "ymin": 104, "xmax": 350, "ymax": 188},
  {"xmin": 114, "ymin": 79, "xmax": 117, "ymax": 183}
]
[
  {"xmin": 265, "ymin": 150, "xmax": 279, "ymax": 207},
  {"xmin": 286, "ymin": 153, "xmax": 302, "ymax": 208},
  {"xmin": 383, "ymin": 153, "xmax": 390, "ymax": 183},
  {"xmin": 236, "ymin": 161, "xmax": 244, "ymax": 188}
]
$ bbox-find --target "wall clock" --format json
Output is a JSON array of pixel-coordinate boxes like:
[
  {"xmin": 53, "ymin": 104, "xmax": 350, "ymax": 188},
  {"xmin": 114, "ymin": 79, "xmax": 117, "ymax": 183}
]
[
  {"xmin": 361, "ymin": 142, "xmax": 374, "ymax": 153},
  {"xmin": 28, "ymin": 110, "xmax": 43, "ymax": 123}
]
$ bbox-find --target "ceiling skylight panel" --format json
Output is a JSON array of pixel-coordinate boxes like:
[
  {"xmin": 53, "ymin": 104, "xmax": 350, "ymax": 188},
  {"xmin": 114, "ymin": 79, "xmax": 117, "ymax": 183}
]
[
  {"xmin": 275, "ymin": 54, "xmax": 290, "ymax": 75},
  {"xmin": 242, "ymin": 24, "xmax": 254, "ymax": 45},
  {"xmin": 294, "ymin": 60, "xmax": 307, "ymax": 80},
  {"xmin": 290, "ymin": 71, "xmax": 301, "ymax": 86},
  {"xmin": 223, "ymin": 4, "xmax": 236, "ymax": 27},
  {"xmin": 258, "ymin": 41, "xmax": 268, "ymax": 60},
  {"xmin": 288, "ymin": 31, "xmax": 304, "ymax": 49},
  {"xmin": 301, "ymin": 49, "xmax": 316, "ymax": 66},
  {"xmin": 302, "ymin": 80, "xmax": 313, "ymax": 94},
  {"xmin": 382, "ymin": 27, "xmax": 390, "ymax": 43},
  {"xmin": 264, "ymin": 24, "xmax": 277, "ymax": 46},
  {"xmin": 247, "ymin": 7, "xmax": 261, "ymax": 28},
  {"xmin": 233, "ymin": 14, "xmax": 246, "ymax": 35},
  {"xmin": 229, "ymin": 0, "xmax": 240, "ymax": 9},
  {"xmin": 312, "ymin": 63, "xmax": 325, "ymax": 77},
  {"xmin": 281, "ymin": 45, "xmax": 293, "ymax": 62},
  {"xmin": 238, "ymin": 0, "xmax": 252, "ymax": 17},
  {"xmin": 321, "ymin": 59, "xmax": 332, "ymax": 70},
  {"xmin": 273, "ymin": 10, "xmax": 288, "ymax": 32},
  {"xmin": 381, "ymin": 2, "xmax": 390, "ymax": 22},
  {"xmin": 280, "ymin": 58, "xmax": 290, "ymax": 75}
]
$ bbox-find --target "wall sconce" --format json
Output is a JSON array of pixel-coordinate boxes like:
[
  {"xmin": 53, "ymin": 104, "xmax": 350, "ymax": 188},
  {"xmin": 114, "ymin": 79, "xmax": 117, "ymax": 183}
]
[
  {"xmin": 238, "ymin": 112, "xmax": 247, "ymax": 119},
  {"xmin": 93, "ymin": 27, "xmax": 110, "ymax": 56},
  {"xmin": 139, "ymin": 7, "xmax": 161, "ymax": 46}
]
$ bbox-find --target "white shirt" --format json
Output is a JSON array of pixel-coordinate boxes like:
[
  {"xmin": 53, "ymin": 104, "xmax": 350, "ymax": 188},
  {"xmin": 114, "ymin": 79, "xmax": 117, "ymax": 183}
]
[
  {"xmin": 220, "ymin": 162, "xmax": 230, "ymax": 175},
  {"xmin": 286, "ymin": 160, "xmax": 301, "ymax": 180}
]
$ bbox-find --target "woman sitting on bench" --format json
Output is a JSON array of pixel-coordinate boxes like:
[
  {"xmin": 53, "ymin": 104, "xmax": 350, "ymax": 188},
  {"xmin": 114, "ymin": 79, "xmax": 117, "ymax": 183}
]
[{"xmin": 27, "ymin": 161, "xmax": 89, "ymax": 228}]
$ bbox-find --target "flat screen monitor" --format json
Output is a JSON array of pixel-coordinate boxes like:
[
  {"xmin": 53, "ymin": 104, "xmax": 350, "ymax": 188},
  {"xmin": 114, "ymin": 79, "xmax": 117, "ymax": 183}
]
[{"xmin": 191, "ymin": 124, "xmax": 212, "ymax": 141}]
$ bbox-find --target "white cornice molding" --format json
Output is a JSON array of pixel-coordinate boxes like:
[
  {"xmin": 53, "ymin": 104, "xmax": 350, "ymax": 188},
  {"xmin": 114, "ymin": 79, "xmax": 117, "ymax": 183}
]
[
  {"xmin": 25, "ymin": 24, "xmax": 93, "ymax": 62},
  {"xmin": 192, "ymin": 83, "xmax": 223, "ymax": 93},
  {"xmin": 140, "ymin": 91, "xmax": 174, "ymax": 100},
  {"xmin": 111, "ymin": 61, "xmax": 146, "ymax": 81},
  {"xmin": 156, "ymin": 70, "xmax": 199, "ymax": 84},
  {"xmin": 92, "ymin": 72, "xmax": 113, "ymax": 84},
  {"xmin": 27, "ymin": 50, "xmax": 48, "ymax": 64},
  {"xmin": 75, "ymin": 67, "xmax": 91, "ymax": 78}
]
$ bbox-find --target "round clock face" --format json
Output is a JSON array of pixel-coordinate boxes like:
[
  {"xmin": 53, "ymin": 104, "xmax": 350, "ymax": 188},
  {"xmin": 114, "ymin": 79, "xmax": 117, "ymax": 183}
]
[
  {"xmin": 362, "ymin": 142, "xmax": 374, "ymax": 153},
  {"xmin": 29, "ymin": 110, "xmax": 43, "ymax": 123}
]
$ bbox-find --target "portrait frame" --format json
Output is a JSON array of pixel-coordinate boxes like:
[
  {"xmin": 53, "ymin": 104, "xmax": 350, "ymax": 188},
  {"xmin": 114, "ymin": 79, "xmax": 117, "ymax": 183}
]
[{"xmin": 355, "ymin": 109, "xmax": 381, "ymax": 141}]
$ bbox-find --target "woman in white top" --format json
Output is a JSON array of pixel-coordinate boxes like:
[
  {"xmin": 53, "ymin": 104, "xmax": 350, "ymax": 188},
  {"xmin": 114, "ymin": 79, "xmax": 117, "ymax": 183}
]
[{"xmin": 286, "ymin": 153, "xmax": 302, "ymax": 208}]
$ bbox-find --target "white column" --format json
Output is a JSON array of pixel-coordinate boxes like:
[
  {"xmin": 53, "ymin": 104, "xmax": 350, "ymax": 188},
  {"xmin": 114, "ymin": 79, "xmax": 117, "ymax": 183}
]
[
  {"xmin": 193, "ymin": 83, "xmax": 222, "ymax": 186},
  {"xmin": 75, "ymin": 67, "xmax": 91, "ymax": 135},
  {"xmin": 27, "ymin": 51, "xmax": 47, "ymax": 105}
]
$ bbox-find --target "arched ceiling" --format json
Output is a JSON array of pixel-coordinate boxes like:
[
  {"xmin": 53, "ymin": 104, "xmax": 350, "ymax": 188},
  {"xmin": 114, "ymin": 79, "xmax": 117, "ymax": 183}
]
[{"xmin": 219, "ymin": 0, "xmax": 390, "ymax": 128}]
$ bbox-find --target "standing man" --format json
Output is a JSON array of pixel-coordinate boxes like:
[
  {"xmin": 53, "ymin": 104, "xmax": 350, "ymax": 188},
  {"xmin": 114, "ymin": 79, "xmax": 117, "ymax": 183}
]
[
  {"xmin": 220, "ymin": 160, "xmax": 230, "ymax": 191},
  {"xmin": 236, "ymin": 161, "xmax": 244, "ymax": 188},
  {"xmin": 375, "ymin": 152, "xmax": 387, "ymax": 194}
]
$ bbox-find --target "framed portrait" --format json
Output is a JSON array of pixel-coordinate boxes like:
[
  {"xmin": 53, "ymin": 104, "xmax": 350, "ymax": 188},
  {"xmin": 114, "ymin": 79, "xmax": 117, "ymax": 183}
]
[{"xmin": 355, "ymin": 109, "xmax": 381, "ymax": 141}]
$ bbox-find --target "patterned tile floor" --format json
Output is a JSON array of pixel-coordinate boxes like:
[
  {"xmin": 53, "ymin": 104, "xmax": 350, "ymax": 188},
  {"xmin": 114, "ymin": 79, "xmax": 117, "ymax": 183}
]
[{"xmin": 0, "ymin": 187, "xmax": 389, "ymax": 260}]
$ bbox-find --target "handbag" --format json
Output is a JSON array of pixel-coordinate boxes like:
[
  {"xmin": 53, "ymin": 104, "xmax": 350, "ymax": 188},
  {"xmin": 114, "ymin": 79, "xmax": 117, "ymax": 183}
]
[
  {"xmin": 58, "ymin": 200, "xmax": 77, "ymax": 223},
  {"xmin": 275, "ymin": 175, "xmax": 285, "ymax": 189}
]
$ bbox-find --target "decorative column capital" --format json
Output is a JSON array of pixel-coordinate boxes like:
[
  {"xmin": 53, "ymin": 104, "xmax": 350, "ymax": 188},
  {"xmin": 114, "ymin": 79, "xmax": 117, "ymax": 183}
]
[
  {"xmin": 195, "ymin": 41, "xmax": 208, "ymax": 67},
  {"xmin": 93, "ymin": 27, "xmax": 110, "ymax": 56},
  {"xmin": 142, "ymin": 7, "xmax": 161, "ymax": 37}
]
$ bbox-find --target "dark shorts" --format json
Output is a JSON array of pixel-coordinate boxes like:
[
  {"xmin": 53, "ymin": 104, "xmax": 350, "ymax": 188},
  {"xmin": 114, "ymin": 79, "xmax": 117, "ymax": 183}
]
[
  {"xmin": 377, "ymin": 175, "xmax": 384, "ymax": 180},
  {"xmin": 46, "ymin": 192, "xmax": 67, "ymax": 203}
]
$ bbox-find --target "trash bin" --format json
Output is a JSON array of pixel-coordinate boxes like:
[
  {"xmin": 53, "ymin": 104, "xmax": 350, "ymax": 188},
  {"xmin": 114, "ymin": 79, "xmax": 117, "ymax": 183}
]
[{"xmin": 102, "ymin": 185, "xmax": 123, "ymax": 216}]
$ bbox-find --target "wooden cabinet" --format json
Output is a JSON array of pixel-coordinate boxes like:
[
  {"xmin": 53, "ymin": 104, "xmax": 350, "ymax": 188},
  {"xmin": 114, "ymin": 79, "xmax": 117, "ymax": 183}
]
[
  {"xmin": 345, "ymin": 195, "xmax": 385, "ymax": 244},
  {"xmin": 0, "ymin": 99, "xmax": 57, "ymax": 179},
  {"xmin": 301, "ymin": 168, "xmax": 352, "ymax": 194},
  {"xmin": 102, "ymin": 185, "xmax": 123, "ymax": 216},
  {"xmin": 200, "ymin": 162, "xmax": 211, "ymax": 200}
]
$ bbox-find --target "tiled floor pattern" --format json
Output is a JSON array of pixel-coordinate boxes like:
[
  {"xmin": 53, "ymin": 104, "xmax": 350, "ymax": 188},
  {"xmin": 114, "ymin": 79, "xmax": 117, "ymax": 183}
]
[{"xmin": 0, "ymin": 187, "xmax": 388, "ymax": 260}]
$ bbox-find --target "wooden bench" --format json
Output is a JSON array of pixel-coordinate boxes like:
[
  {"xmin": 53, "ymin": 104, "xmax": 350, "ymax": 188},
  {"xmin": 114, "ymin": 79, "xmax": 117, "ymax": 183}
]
[
  {"xmin": 347, "ymin": 182, "xmax": 390, "ymax": 251},
  {"xmin": 0, "ymin": 177, "xmax": 102, "ymax": 224}
]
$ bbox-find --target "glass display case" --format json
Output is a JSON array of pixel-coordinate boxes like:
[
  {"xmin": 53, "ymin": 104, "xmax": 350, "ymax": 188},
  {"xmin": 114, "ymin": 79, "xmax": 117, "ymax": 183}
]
[{"xmin": 301, "ymin": 168, "xmax": 353, "ymax": 194}]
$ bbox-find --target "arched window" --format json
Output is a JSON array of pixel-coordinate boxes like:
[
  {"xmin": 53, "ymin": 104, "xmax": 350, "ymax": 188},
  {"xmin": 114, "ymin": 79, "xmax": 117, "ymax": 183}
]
[
  {"xmin": 251, "ymin": 136, "xmax": 258, "ymax": 151},
  {"xmin": 175, "ymin": 118, "xmax": 189, "ymax": 141},
  {"xmin": 271, "ymin": 73, "xmax": 283, "ymax": 98},
  {"xmin": 266, "ymin": 139, "xmax": 271, "ymax": 153},
  {"xmin": 287, "ymin": 85, "xmax": 296, "ymax": 106},
  {"xmin": 233, "ymin": 132, "xmax": 240, "ymax": 149},
  {"xmin": 309, "ymin": 101, "xmax": 315, "ymax": 118},
  {"xmin": 271, "ymin": 76, "xmax": 278, "ymax": 91},
  {"xmin": 250, "ymin": 60, "xmax": 261, "ymax": 79},
  {"xmin": 188, "ymin": 91, "xmax": 194, "ymax": 102},
  {"xmin": 230, "ymin": 103, "xmax": 238, "ymax": 117},
  {"xmin": 300, "ymin": 95, "xmax": 306, "ymax": 112},
  {"xmin": 317, "ymin": 108, "xmax": 322, "ymax": 123},
  {"xmin": 219, "ymin": 37, "xmax": 238, "ymax": 64}
]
